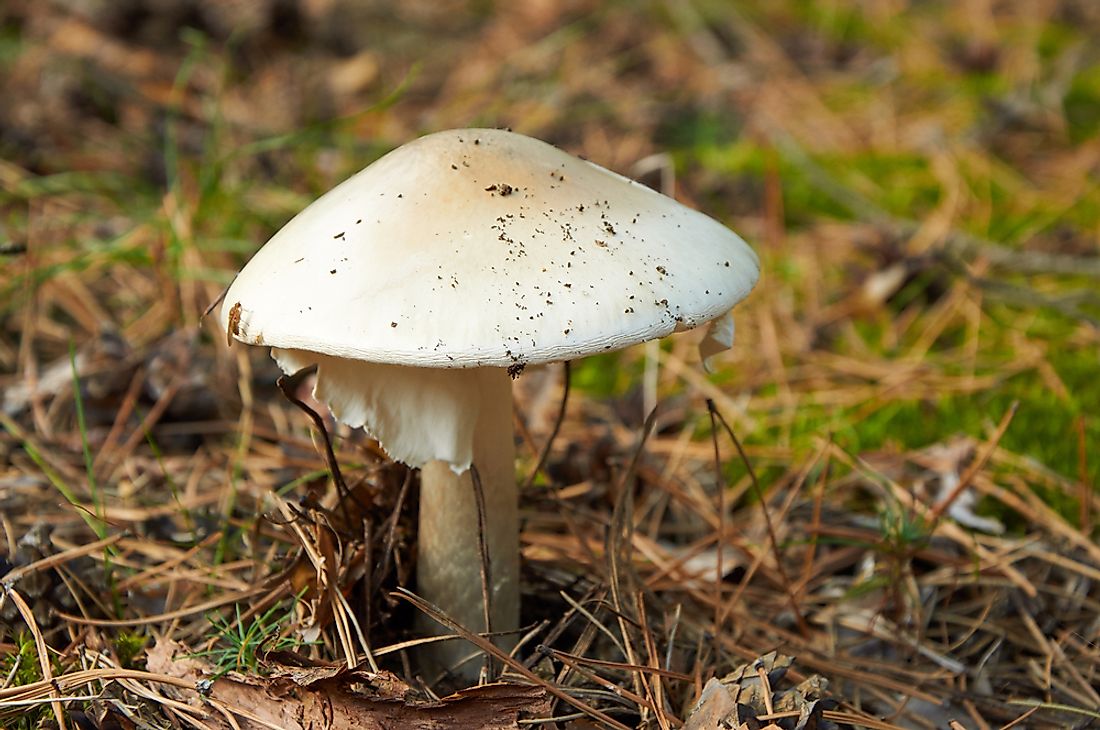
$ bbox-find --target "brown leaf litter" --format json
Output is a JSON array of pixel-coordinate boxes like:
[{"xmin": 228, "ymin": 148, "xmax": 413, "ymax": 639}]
[
  {"xmin": 145, "ymin": 638, "xmax": 551, "ymax": 730},
  {"xmin": 3, "ymin": 1, "xmax": 1100, "ymax": 728}
]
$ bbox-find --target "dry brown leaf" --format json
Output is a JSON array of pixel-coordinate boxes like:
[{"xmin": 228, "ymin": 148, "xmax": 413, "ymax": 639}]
[{"xmin": 146, "ymin": 639, "xmax": 551, "ymax": 730}]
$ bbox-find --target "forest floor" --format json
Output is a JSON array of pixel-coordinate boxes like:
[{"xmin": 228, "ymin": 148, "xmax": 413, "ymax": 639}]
[{"xmin": 1, "ymin": 1, "xmax": 1099, "ymax": 728}]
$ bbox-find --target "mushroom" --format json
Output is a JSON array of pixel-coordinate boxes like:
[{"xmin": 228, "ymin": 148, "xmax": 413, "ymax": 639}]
[{"xmin": 220, "ymin": 128, "xmax": 759, "ymax": 677}]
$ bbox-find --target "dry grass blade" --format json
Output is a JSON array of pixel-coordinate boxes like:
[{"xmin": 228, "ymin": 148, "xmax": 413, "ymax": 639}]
[
  {"xmin": 635, "ymin": 593, "xmax": 672, "ymax": 730},
  {"xmin": 0, "ymin": 588, "xmax": 66, "ymax": 730},
  {"xmin": 0, "ymin": 667, "xmax": 198, "ymax": 703},
  {"xmin": 821, "ymin": 710, "xmax": 906, "ymax": 730},
  {"xmin": 928, "ymin": 401, "xmax": 1018, "ymax": 523},
  {"xmin": 542, "ymin": 647, "xmax": 657, "ymax": 715},
  {"xmin": 394, "ymin": 588, "xmax": 633, "ymax": 730},
  {"xmin": 90, "ymin": 365, "xmax": 146, "ymax": 473},
  {"xmin": 1006, "ymin": 699, "xmax": 1100, "ymax": 722},
  {"xmin": 0, "ymin": 533, "xmax": 122, "ymax": 585},
  {"xmin": 539, "ymin": 647, "xmax": 692, "ymax": 682},
  {"xmin": 469, "ymin": 463, "xmax": 495, "ymax": 681},
  {"xmin": 57, "ymin": 587, "xmax": 266, "ymax": 626},
  {"xmin": 706, "ymin": 396, "xmax": 726, "ymax": 637},
  {"xmin": 101, "ymin": 377, "xmax": 185, "ymax": 480},
  {"xmin": 274, "ymin": 497, "xmax": 374, "ymax": 670},
  {"xmin": 707, "ymin": 400, "xmax": 809, "ymax": 635},
  {"xmin": 371, "ymin": 468, "xmax": 412, "ymax": 597},
  {"xmin": 606, "ymin": 406, "xmax": 660, "ymax": 718},
  {"xmin": 522, "ymin": 361, "xmax": 570, "ymax": 493}
]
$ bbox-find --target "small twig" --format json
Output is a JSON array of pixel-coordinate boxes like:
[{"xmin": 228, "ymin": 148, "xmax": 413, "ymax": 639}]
[
  {"xmin": 276, "ymin": 365, "xmax": 343, "ymax": 491},
  {"xmin": 998, "ymin": 705, "xmax": 1041, "ymax": 730},
  {"xmin": 755, "ymin": 660, "xmax": 774, "ymax": 715}
]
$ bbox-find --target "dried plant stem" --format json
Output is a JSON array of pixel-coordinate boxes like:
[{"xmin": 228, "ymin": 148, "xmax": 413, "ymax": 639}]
[
  {"xmin": 707, "ymin": 399, "xmax": 810, "ymax": 635},
  {"xmin": 928, "ymin": 401, "xmax": 1017, "ymax": 523},
  {"xmin": 395, "ymin": 589, "xmax": 632, "ymax": 730},
  {"xmin": 707, "ymin": 400, "xmax": 725, "ymax": 636},
  {"xmin": 276, "ymin": 365, "xmax": 365, "ymax": 526},
  {"xmin": 606, "ymin": 406, "xmax": 660, "ymax": 712},
  {"xmin": 522, "ymin": 361, "xmax": 570, "ymax": 493},
  {"xmin": 1, "ymin": 588, "xmax": 66, "ymax": 730},
  {"xmin": 58, "ymin": 586, "xmax": 266, "ymax": 626},
  {"xmin": 469, "ymin": 464, "xmax": 495, "ymax": 681}
]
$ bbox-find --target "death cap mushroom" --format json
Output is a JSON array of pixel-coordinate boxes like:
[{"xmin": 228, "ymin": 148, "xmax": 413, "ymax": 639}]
[
  {"xmin": 221, "ymin": 128, "xmax": 759, "ymax": 469},
  {"xmin": 220, "ymin": 127, "xmax": 758, "ymax": 678}
]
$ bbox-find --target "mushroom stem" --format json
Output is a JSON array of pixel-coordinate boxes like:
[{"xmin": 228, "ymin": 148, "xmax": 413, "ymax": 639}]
[
  {"xmin": 417, "ymin": 367, "xmax": 518, "ymax": 678},
  {"xmin": 270, "ymin": 351, "xmax": 521, "ymax": 679}
]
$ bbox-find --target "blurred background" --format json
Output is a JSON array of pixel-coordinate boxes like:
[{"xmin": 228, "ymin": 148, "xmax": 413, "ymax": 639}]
[
  {"xmin": 1, "ymin": 1, "xmax": 1099, "ymax": 728},
  {"xmin": 3, "ymin": 0, "xmax": 1098, "ymax": 476}
]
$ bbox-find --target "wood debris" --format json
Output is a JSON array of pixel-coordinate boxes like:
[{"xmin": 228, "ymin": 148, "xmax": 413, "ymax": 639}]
[{"xmin": 146, "ymin": 639, "xmax": 551, "ymax": 730}]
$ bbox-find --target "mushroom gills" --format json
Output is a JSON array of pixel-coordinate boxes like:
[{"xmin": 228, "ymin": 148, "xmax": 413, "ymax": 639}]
[
  {"xmin": 698, "ymin": 308, "xmax": 736, "ymax": 372},
  {"xmin": 272, "ymin": 348, "xmax": 498, "ymax": 472}
]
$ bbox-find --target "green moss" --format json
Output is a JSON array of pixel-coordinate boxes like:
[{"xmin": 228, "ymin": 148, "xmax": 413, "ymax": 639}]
[
  {"xmin": 787, "ymin": 0, "xmax": 904, "ymax": 52},
  {"xmin": 572, "ymin": 351, "xmax": 634, "ymax": 397},
  {"xmin": 114, "ymin": 632, "xmax": 148, "ymax": 669},
  {"xmin": 656, "ymin": 106, "xmax": 742, "ymax": 152},
  {"xmin": 1064, "ymin": 66, "xmax": 1100, "ymax": 143},
  {"xmin": 696, "ymin": 141, "xmax": 944, "ymax": 228},
  {"xmin": 0, "ymin": 17, "xmax": 23, "ymax": 67},
  {"xmin": 1035, "ymin": 21, "xmax": 1081, "ymax": 63},
  {"xmin": 0, "ymin": 634, "xmax": 50, "ymax": 729}
]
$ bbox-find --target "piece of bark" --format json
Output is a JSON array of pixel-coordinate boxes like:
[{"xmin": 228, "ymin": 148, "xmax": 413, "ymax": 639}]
[
  {"xmin": 146, "ymin": 639, "xmax": 550, "ymax": 730},
  {"xmin": 682, "ymin": 678, "xmax": 738, "ymax": 730}
]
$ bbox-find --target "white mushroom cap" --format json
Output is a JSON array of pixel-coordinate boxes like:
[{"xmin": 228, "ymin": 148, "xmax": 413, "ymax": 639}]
[{"xmin": 220, "ymin": 128, "xmax": 758, "ymax": 370}]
